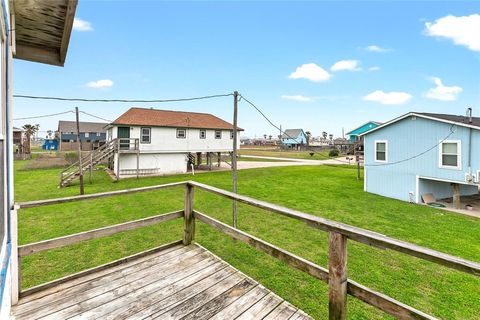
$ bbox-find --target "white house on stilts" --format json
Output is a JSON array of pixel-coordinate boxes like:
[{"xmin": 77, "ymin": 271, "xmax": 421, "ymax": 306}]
[{"xmin": 105, "ymin": 107, "xmax": 242, "ymax": 179}]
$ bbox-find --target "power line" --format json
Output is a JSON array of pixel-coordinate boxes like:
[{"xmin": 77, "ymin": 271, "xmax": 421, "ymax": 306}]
[
  {"xmin": 13, "ymin": 110, "xmax": 74, "ymax": 121},
  {"xmin": 13, "ymin": 93, "xmax": 233, "ymax": 103},
  {"xmin": 239, "ymin": 94, "xmax": 462, "ymax": 168},
  {"xmin": 79, "ymin": 111, "xmax": 112, "ymax": 123}
]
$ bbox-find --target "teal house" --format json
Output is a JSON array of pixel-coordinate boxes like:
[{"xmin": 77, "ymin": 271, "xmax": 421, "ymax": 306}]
[
  {"xmin": 361, "ymin": 111, "xmax": 480, "ymax": 206},
  {"xmin": 347, "ymin": 121, "xmax": 381, "ymax": 142},
  {"xmin": 281, "ymin": 129, "xmax": 307, "ymax": 149}
]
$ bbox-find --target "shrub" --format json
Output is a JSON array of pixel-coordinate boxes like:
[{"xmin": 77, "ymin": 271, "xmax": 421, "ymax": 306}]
[
  {"xmin": 64, "ymin": 152, "xmax": 79, "ymax": 165},
  {"xmin": 328, "ymin": 148, "xmax": 339, "ymax": 157}
]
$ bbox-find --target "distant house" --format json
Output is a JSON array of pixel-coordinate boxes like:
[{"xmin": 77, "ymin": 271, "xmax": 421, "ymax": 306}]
[
  {"xmin": 42, "ymin": 139, "xmax": 58, "ymax": 151},
  {"xmin": 280, "ymin": 129, "xmax": 307, "ymax": 150},
  {"xmin": 106, "ymin": 107, "xmax": 242, "ymax": 178},
  {"xmin": 346, "ymin": 121, "xmax": 381, "ymax": 142},
  {"xmin": 361, "ymin": 112, "xmax": 480, "ymax": 206},
  {"xmin": 13, "ymin": 127, "xmax": 25, "ymax": 153},
  {"xmin": 58, "ymin": 121, "xmax": 107, "ymax": 151}
]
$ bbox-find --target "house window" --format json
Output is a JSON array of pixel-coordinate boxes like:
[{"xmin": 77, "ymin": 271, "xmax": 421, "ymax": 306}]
[
  {"xmin": 85, "ymin": 132, "xmax": 89, "ymax": 138},
  {"xmin": 440, "ymin": 141, "xmax": 461, "ymax": 169},
  {"xmin": 96, "ymin": 132, "xmax": 101, "ymax": 137},
  {"xmin": 177, "ymin": 128, "xmax": 186, "ymax": 139},
  {"xmin": 215, "ymin": 130, "xmax": 222, "ymax": 139},
  {"xmin": 230, "ymin": 130, "xmax": 234, "ymax": 139},
  {"xmin": 199, "ymin": 129, "xmax": 206, "ymax": 139},
  {"xmin": 374, "ymin": 140, "xmax": 387, "ymax": 162},
  {"xmin": 141, "ymin": 127, "xmax": 151, "ymax": 143}
]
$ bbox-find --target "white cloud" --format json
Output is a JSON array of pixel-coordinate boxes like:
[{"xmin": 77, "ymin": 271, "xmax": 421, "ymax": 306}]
[
  {"xmin": 288, "ymin": 63, "xmax": 331, "ymax": 82},
  {"xmin": 425, "ymin": 77, "xmax": 462, "ymax": 101},
  {"xmin": 73, "ymin": 18, "xmax": 93, "ymax": 31},
  {"xmin": 368, "ymin": 66, "xmax": 381, "ymax": 71},
  {"xmin": 363, "ymin": 90, "xmax": 412, "ymax": 105},
  {"xmin": 331, "ymin": 60, "xmax": 361, "ymax": 72},
  {"xmin": 366, "ymin": 45, "xmax": 392, "ymax": 52},
  {"xmin": 281, "ymin": 95, "xmax": 314, "ymax": 102},
  {"xmin": 425, "ymin": 14, "xmax": 480, "ymax": 52},
  {"xmin": 86, "ymin": 79, "xmax": 114, "ymax": 88}
]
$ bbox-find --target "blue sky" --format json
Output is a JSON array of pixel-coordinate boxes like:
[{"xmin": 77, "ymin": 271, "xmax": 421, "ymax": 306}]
[{"xmin": 13, "ymin": 1, "xmax": 480, "ymax": 138}]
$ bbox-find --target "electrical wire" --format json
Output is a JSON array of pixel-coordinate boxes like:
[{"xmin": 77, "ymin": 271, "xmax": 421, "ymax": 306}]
[
  {"xmin": 13, "ymin": 93, "xmax": 233, "ymax": 103},
  {"xmin": 79, "ymin": 111, "xmax": 112, "ymax": 123},
  {"xmin": 239, "ymin": 93, "xmax": 462, "ymax": 168},
  {"xmin": 13, "ymin": 110, "xmax": 74, "ymax": 121}
]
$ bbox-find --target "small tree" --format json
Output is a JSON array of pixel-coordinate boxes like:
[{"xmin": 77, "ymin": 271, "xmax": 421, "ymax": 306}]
[
  {"xmin": 22, "ymin": 124, "xmax": 39, "ymax": 154},
  {"xmin": 305, "ymin": 131, "xmax": 311, "ymax": 147},
  {"xmin": 322, "ymin": 131, "xmax": 327, "ymax": 141}
]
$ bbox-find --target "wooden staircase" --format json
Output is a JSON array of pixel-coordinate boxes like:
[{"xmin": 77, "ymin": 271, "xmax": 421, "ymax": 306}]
[{"xmin": 59, "ymin": 139, "xmax": 118, "ymax": 187}]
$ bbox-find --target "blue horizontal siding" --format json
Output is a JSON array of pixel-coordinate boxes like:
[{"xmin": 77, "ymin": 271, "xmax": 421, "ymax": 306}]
[{"xmin": 365, "ymin": 115, "xmax": 480, "ymax": 202}]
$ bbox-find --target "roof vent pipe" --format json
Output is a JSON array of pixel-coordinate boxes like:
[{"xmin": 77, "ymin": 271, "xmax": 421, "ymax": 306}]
[{"xmin": 466, "ymin": 107, "xmax": 472, "ymax": 123}]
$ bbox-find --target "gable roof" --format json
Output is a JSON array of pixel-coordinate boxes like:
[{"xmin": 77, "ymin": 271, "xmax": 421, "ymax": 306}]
[
  {"xmin": 346, "ymin": 121, "xmax": 382, "ymax": 135},
  {"xmin": 360, "ymin": 112, "xmax": 480, "ymax": 137},
  {"xmin": 58, "ymin": 121, "xmax": 107, "ymax": 133},
  {"xmin": 280, "ymin": 129, "xmax": 304, "ymax": 140},
  {"xmin": 111, "ymin": 107, "xmax": 243, "ymax": 131}
]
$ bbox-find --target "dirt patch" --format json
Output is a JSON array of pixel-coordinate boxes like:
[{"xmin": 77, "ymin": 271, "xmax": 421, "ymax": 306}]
[{"xmin": 21, "ymin": 154, "xmax": 68, "ymax": 170}]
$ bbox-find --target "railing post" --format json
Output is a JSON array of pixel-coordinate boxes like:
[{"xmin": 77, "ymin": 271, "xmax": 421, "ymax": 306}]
[
  {"xmin": 328, "ymin": 231, "xmax": 348, "ymax": 320},
  {"xmin": 183, "ymin": 183, "xmax": 195, "ymax": 245},
  {"xmin": 11, "ymin": 204, "xmax": 20, "ymax": 305}
]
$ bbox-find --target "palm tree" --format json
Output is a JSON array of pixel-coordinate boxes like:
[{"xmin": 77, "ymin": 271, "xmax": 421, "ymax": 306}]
[
  {"xmin": 305, "ymin": 131, "xmax": 311, "ymax": 147},
  {"xmin": 322, "ymin": 131, "xmax": 328, "ymax": 141},
  {"xmin": 22, "ymin": 124, "xmax": 39, "ymax": 154}
]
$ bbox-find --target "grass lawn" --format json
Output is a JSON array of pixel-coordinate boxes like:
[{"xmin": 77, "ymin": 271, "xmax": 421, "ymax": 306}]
[
  {"xmin": 14, "ymin": 160, "xmax": 479, "ymax": 319},
  {"xmin": 239, "ymin": 148, "xmax": 332, "ymax": 160}
]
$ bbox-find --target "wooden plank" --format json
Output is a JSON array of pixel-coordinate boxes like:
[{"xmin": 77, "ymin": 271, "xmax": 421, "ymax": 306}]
[
  {"xmin": 147, "ymin": 267, "xmax": 245, "ymax": 320},
  {"xmin": 235, "ymin": 291, "xmax": 283, "ymax": 319},
  {"xmin": 16, "ymin": 250, "xmax": 215, "ymax": 320},
  {"xmin": 263, "ymin": 301, "xmax": 298, "ymax": 320},
  {"xmin": 183, "ymin": 184, "xmax": 195, "ymax": 245},
  {"xmin": 59, "ymin": 0, "xmax": 78, "ymax": 64},
  {"xmin": 346, "ymin": 280, "xmax": 437, "ymax": 320},
  {"xmin": 16, "ymin": 181, "xmax": 187, "ymax": 209},
  {"xmin": 208, "ymin": 285, "xmax": 269, "ymax": 319},
  {"xmin": 18, "ymin": 241, "xmax": 184, "ymax": 302},
  {"xmin": 180, "ymin": 278, "xmax": 257, "ymax": 320},
  {"xmin": 290, "ymin": 309, "xmax": 314, "ymax": 320},
  {"xmin": 15, "ymin": 247, "xmax": 204, "ymax": 317},
  {"xmin": 18, "ymin": 210, "xmax": 183, "ymax": 257},
  {"xmin": 328, "ymin": 232, "xmax": 347, "ymax": 320},
  {"xmin": 194, "ymin": 210, "xmax": 329, "ymax": 282},
  {"xmin": 61, "ymin": 260, "xmax": 227, "ymax": 320},
  {"xmin": 189, "ymin": 181, "xmax": 480, "ymax": 277},
  {"xmin": 110, "ymin": 266, "xmax": 239, "ymax": 320}
]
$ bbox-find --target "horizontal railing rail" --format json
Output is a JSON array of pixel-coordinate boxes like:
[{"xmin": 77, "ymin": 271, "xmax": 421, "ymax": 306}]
[{"xmin": 12, "ymin": 181, "xmax": 480, "ymax": 320}]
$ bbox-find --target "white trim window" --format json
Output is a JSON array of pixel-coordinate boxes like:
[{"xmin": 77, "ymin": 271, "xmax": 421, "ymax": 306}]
[
  {"xmin": 199, "ymin": 129, "xmax": 206, "ymax": 139},
  {"xmin": 230, "ymin": 130, "xmax": 234, "ymax": 139},
  {"xmin": 439, "ymin": 140, "xmax": 461, "ymax": 169},
  {"xmin": 141, "ymin": 127, "xmax": 151, "ymax": 143},
  {"xmin": 176, "ymin": 128, "xmax": 186, "ymax": 139},
  {"xmin": 215, "ymin": 130, "xmax": 222, "ymax": 139},
  {"xmin": 84, "ymin": 132, "xmax": 89, "ymax": 138},
  {"xmin": 374, "ymin": 140, "xmax": 388, "ymax": 162}
]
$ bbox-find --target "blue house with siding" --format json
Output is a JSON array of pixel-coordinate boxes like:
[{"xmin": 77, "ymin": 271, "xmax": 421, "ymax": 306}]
[
  {"xmin": 361, "ymin": 112, "xmax": 480, "ymax": 206},
  {"xmin": 280, "ymin": 129, "xmax": 307, "ymax": 149},
  {"xmin": 42, "ymin": 139, "xmax": 58, "ymax": 151},
  {"xmin": 347, "ymin": 121, "xmax": 381, "ymax": 142}
]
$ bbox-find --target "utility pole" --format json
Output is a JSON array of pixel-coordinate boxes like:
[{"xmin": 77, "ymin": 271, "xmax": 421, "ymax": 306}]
[
  {"xmin": 232, "ymin": 91, "xmax": 238, "ymax": 228},
  {"xmin": 75, "ymin": 107, "xmax": 85, "ymax": 195}
]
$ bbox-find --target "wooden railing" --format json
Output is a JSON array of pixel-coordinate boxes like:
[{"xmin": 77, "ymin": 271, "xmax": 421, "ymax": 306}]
[{"xmin": 13, "ymin": 181, "xmax": 480, "ymax": 319}]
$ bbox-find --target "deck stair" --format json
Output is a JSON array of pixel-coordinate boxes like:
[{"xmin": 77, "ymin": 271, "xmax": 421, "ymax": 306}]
[{"xmin": 59, "ymin": 138, "xmax": 118, "ymax": 187}]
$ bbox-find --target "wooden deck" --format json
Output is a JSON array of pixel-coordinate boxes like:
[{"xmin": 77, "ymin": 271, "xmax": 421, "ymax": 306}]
[{"xmin": 11, "ymin": 244, "xmax": 313, "ymax": 320}]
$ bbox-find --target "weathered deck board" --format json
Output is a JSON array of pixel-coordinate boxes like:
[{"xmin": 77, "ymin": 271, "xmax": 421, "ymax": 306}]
[{"xmin": 12, "ymin": 244, "xmax": 314, "ymax": 320}]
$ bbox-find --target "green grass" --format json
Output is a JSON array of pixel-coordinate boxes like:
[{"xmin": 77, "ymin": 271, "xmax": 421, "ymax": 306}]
[
  {"xmin": 14, "ymin": 161, "xmax": 480, "ymax": 319},
  {"xmin": 239, "ymin": 148, "xmax": 332, "ymax": 160}
]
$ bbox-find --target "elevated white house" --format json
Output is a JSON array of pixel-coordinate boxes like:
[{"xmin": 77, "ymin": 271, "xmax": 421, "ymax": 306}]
[{"xmin": 106, "ymin": 107, "xmax": 242, "ymax": 178}]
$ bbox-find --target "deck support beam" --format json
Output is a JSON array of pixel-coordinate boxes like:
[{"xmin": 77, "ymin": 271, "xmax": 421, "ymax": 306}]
[
  {"xmin": 183, "ymin": 183, "xmax": 195, "ymax": 245},
  {"xmin": 328, "ymin": 231, "xmax": 348, "ymax": 320},
  {"xmin": 452, "ymin": 183, "xmax": 461, "ymax": 209}
]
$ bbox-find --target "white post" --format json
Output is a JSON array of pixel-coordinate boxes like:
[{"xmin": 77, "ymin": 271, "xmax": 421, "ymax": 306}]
[{"xmin": 11, "ymin": 204, "xmax": 20, "ymax": 305}]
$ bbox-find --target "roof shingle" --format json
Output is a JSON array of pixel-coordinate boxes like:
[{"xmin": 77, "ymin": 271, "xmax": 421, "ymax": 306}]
[
  {"xmin": 111, "ymin": 107, "xmax": 243, "ymax": 130},
  {"xmin": 58, "ymin": 121, "xmax": 107, "ymax": 133}
]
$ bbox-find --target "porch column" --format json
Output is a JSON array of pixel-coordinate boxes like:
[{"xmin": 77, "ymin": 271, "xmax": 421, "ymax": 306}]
[
  {"xmin": 197, "ymin": 152, "xmax": 202, "ymax": 167},
  {"xmin": 217, "ymin": 152, "xmax": 221, "ymax": 167},
  {"xmin": 452, "ymin": 183, "xmax": 461, "ymax": 209}
]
